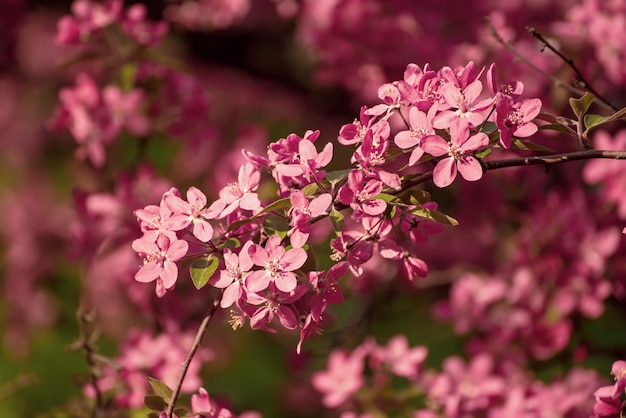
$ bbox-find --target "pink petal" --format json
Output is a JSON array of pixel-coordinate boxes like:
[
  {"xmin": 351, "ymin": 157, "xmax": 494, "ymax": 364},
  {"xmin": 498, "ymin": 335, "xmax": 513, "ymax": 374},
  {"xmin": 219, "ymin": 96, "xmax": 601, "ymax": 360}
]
[
  {"xmin": 513, "ymin": 123, "xmax": 538, "ymax": 138},
  {"xmin": 274, "ymin": 272, "xmax": 298, "ymax": 293},
  {"xmin": 457, "ymin": 156, "xmax": 483, "ymax": 182},
  {"xmin": 460, "ymin": 132, "xmax": 488, "ymax": 152},
  {"xmin": 282, "ymin": 247, "xmax": 307, "ymax": 271},
  {"xmin": 463, "ymin": 79, "xmax": 483, "ymax": 103},
  {"xmin": 136, "ymin": 262, "xmax": 160, "ymax": 283},
  {"xmin": 165, "ymin": 214, "xmax": 190, "ymax": 231},
  {"xmin": 211, "ymin": 270, "xmax": 234, "ymax": 288},
  {"xmin": 421, "ymin": 135, "xmax": 449, "ymax": 157},
  {"xmin": 363, "ymin": 199, "xmax": 387, "ymax": 216},
  {"xmin": 432, "ymin": 157, "xmax": 457, "ymax": 188},
  {"xmin": 132, "ymin": 238, "xmax": 159, "ymax": 255},
  {"xmin": 192, "ymin": 220, "xmax": 213, "ymax": 242},
  {"xmin": 186, "ymin": 186, "xmax": 207, "ymax": 207},
  {"xmin": 290, "ymin": 189, "xmax": 308, "ymax": 211},
  {"xmin": 166, "ymin": 239, "xmax": 189, "ymax": 261},
  {"xmin": 220, "ymin": 282, "xmax": 242, "ymax": 308},
  {"xmin": 316, "ymin": 142, "xmax": 333, "ymax": 167},
  {"xmin": 394, "ymin": 130, "xmax": 418, "ymax": 149},
  {"xmin": 245, "ymin": 270, "xmax": 271, "ymax": 292},
  {"xmin": 160, "ymin": 261, "xmax": 179, "ymax": 289},
  {"xmin": 276, "ymin": 305, "xmax": 298, "ymax": 329},
  {"xmin": 164, "ymin": 193, "xmax": 190, "ymax": 215},
  {"xmin": 408, "ymin": 147, "xmax": 425, "ymax": 166},
  {"xmin": 308, "ymin": 194, "xmax": 332, "ymax": 216},
  {"xmin": 298, "ymin": 139, "xmax": 317, "ymax": 162},
  {"xmin": 240, "ymin": 193, "xmax": 261, "ymax": 211}
]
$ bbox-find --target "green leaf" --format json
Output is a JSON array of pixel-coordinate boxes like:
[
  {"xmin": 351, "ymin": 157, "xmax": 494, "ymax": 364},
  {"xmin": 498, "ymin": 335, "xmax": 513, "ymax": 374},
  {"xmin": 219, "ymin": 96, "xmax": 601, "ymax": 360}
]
[
  {"xmin": 475, "ymin": 148, "xmax": 492, "ymax": 158},
  {"xmin": 569, "ymin": 92, "xmax": 595, "ymax": 120},
  {"xmin": 584, "ymin": 113, "xmax": 607, "ymax": 131},
  {"xmin": 258, "ymin": 197, "xmax": 291, "ymax": 215},
  {"xmin": 398, "ymin": 189, "xmax": 431, "ymax": 206},
  {"xmin": 147, "ymin": 377, "xmax": 173, "ymax": 401},
  {"xmin": 410, "ymin": 207, "xmax": 458, "ymax": 226},
  {"xmin": 511, "ymin": 139, "xmax": 554, "ymax": 152},
  {"xmin": 301, "ymin": 183, "xmax": 319, "ymax": 197},
  {"xmin": 325, "ymin": 168, "xmax": 352, "ymax": 187},
  {"xmin": 582, "ymin": 107, "xmax": 626, "ymax": 136},
  {"xmin": 226, "ymin": 216, "xmax": 257, "ymax": 233},
  {"xmin": 374, "ymin": 193, "xmax": 401, "ymax": 203},
  {"xmin": 329, "ymin": 208, "xmax": 344, "ymax": 233},
  {"xmin": 120, "ymin": 63, "xmax": 138, "ymax": 91},
  {"xmin": 189, "ymin": 255, "xmax": 220, "ymax": 290},
  {"xmin": 263, "ymin": 215, "xmax": 290, "ymax": 238},
  {"xmin": 222, "ymin": 237, "xmax": 241, "ymax": 249},
  {"xmin": 144, "ymin": 395, "xmax": 167, "ymax": 412},
  {"xmin": 537, "ymin": 123, "xmax": 577, "ymax": 135}
]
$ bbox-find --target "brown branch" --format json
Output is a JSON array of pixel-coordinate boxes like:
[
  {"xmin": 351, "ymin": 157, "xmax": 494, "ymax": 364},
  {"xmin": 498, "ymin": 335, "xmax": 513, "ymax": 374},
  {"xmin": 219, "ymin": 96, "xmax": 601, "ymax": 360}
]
[
  {"xmin": 165, "ymin": 290, "xmax": 223, "ymax": 418},
  {"xmin": 483, "ymin": 149, "xmax": 626, "ymax": 170},
  {"xmin": 486, "ymin": 17, "xmax": 588, "ymax": 101},
  {"xmin": 526, "ymin": 27, "xmax": 619, "ymax": 112}
]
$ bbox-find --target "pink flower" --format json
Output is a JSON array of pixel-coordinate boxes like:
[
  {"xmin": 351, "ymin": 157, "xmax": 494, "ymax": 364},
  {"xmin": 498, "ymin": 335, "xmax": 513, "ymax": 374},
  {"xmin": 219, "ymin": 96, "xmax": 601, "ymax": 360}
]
[
  {"xmin": 246, "ymin": 235, "xmax": 307, "ymax": 293},
  {"xmin": 289, "ymin": 190, "xmax": 332, "ymax": 248},
  {"xmin": 164, "ymin": 186, "xmax": 215, "ymax": 242},
  {"xmin": 433, "ymin": 79, "xmax": 493, "ymax": 129},
  {"xmin": 217, "ymin": 162, "xmax": 262, "ymax": 217},
  {"xmin": 245, "ymin": 284, "xmax": 307, "ymax": 330},
  {"xmin": 312, "ymin": 348, "xmax": 366, "ymax": 408},
  {"xmin": 380, "ymin": 335, "xmax": 427, "ymax": 378},
  {"xmin": 611, "ymin": 360, "xmax": 626, "ymax": 398},
  {"xmin": 132, "ymin": 234, "xmax": 188, "ymax": 297},
  {"xmin": 211, "ymin": 242, "xmax": 254, "ymax": 308},
  {"xmin": 422, "ymin": 119, "xmax": 488, "ymax": 188},
  {"xmin": 191, "ymin": 387, "xmax": 234, "ymax": 418},
  {"xmin": 394, "ymin": 105, "xmax": 437, "ymax": 166},
  {"xmin": 495, "ymin": 98, "xmax": 542, "ymax": 149},
  {"xmin": 338, "ymin": 169, "xmax": 387, "ymax": 217}
]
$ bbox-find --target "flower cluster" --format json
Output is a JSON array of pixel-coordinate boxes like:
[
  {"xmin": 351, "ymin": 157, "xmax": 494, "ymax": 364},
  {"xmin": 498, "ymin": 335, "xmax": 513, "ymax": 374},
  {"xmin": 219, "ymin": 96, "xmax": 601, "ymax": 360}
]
[{"xmin": 312, "ymin": 335, "xmax": 601, "ymax": 417}]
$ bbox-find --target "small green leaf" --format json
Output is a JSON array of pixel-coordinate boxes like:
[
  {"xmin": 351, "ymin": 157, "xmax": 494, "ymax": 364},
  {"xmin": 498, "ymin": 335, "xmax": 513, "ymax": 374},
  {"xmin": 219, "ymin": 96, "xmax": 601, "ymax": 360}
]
[
  {"xmin": 600, "ymin": 106, "xmax": 626, "ymax": 123},
  {"xmin": 174, "ymin": 408, "xmax": 188, "ymax": 416},
  {"xmin": 569, "ymin": 92, "xmax": 595, "ymax": 120},
  {"xmin": 330, "ymin": 208, "xmax": 344, "ymax": 232},
  {"xmin": 144, "ymin": 395, "xmax": 167, "ymax": 411},
  {"xmin": 301, "ymin": 183, "xmax": 319, "ymax": 197},
  {"xmin": 258, "ymin": 197, "xmax": 291, "ymax": 215},
  {"xmin": 263, "ymin": 215, "xmax": 290, "ymax": 238},
  {"xmin": 189, "ymin": 255, "xmax": 220, "ymax": 290},
  {"xmin": 410, "ymin": 207, "xmax": 458, "ymax": 226},
  {"xmin": 374, "ymin": 193, "xmax": 401, "ymax": 203},
  {"xmin": 325, "ymin": 168, "xmax": 352, "ymax": 187},
  {"xmin": 537, "ymin": 123, "xmax": 577, "ymax": 135},
  {"xmin": 120, "ymin": 63, "xmax": 138, "ymax": 91},
  {"xmin": 226, "ymin": 216, "xmax": 257, "ymax": 233},
  {"xmin": 582, "ymin": 107, "xmax": 626, "ymax": 136},
  {"xmin": 147, "ymin": 377, "xmax": 173, "ymax": 401},
  {"xmin": 475, "ymin": 148, "xmax": 492, "ymax": 158},
  {"xmin": 511, "ymin": 139, "xmax": 554, "ymax": 152},
  {"xmin": 584, "ymin": 113, "xmax": 607, "ymax": 131},
  {"xmin": 398, "ymin": 189, "xmax": 431, "ymax": 206},
  {"xmin": 222, "ymin": 237, "xmax": 241, "ymax": 249}
]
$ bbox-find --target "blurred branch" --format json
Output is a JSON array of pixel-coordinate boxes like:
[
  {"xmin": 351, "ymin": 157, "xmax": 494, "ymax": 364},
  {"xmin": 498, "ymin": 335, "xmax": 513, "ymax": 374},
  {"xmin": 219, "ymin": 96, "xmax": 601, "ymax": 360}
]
[
  {"xmin": 165, "ymin": 290, "xmax": 224, "ymax": 418},
  {"xmin": 69, "ymin": 307, "xmax": 104, "ymax": 418},
  {"xmin": 0, "ymin": 373, "xmax": 38, "ymax": 400},
  {"xmin": 526, "ymin": 27, "xmax": 618, "ymax": 112}
]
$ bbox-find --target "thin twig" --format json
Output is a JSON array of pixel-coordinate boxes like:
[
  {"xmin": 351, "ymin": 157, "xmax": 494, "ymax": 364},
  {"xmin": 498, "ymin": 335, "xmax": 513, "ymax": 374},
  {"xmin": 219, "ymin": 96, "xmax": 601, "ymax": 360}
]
[
  {"xmin": 526, "ymin": 27, "xmax": 619, "ymax": 112},
  {"xmin": 486, "ymin": 17, "xmax": 587, "ymax": 99},
  {"xmin": 483, "ymin": 149, "xmax": 626, "ymax": 170},
  {"xmin": 71, "ymin": 307, "xmax": 104, "ymax": 417},
  {"xmin": 165, "ymin": 290, "xmax": 224, "ymax": 417}
]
